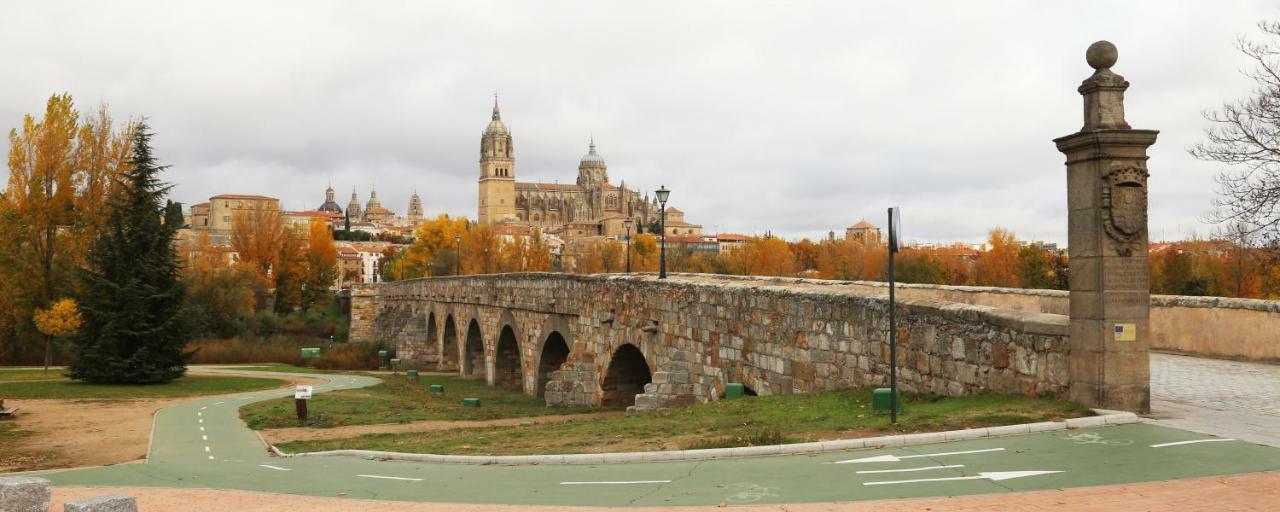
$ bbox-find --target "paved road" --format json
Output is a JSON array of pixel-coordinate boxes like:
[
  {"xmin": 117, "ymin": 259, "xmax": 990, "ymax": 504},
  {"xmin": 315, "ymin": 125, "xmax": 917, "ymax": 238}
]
[
  {"xmin": 15, "ymin": 367, "xmax": 1280, "ymax": 507},
  {"xmin": 1148, "ymin": 352, "xmax": 1280, "ymax": 447}
]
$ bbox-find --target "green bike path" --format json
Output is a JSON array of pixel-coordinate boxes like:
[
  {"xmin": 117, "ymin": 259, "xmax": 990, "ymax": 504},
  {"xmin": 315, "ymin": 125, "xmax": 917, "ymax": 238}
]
[{"xmin": 20, "ymin": 370, "xmax": 1280, "ymax": 507}]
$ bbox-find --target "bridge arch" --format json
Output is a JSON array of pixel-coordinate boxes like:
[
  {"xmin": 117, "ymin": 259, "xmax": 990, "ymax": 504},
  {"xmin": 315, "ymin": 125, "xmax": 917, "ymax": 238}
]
[
  {"xmin": 534, "ymin": 315, "xmax": 574, "ymax": 398},
  {"xmin": 463, "ymin": 318, "xmax": 485, "ymax": 379},
  {"xmin": 440, "ymin": 313, "xmax": 459, "ymax": 371},
  {"xmin": 601, "ymin": 343, "xmax": 652, "ymax": 408},
  {"xmin": 494, "ymin": 325, "xmax": 523, "ymax": 389}
]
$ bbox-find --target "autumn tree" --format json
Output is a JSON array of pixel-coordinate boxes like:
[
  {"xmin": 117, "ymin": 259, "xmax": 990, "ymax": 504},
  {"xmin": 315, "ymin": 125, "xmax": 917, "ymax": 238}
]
[
  {"xmin": 301, "ymin": 218, "xmax": 338, "ymax": 310},
  {"xmin": 273, "ymin": 229, "xmax": 306, "ymax": 314},
  {"xmin": 387, "ymin": 214, "xmax": 469, "ymax": 278},
  {"xmin": 33, "ymin": 298, "xmax": 81, "ymax": 375},
  {"xmin": 1017, "ymin": 244, "xmax": 1058, "ymax": 289},
  {"xmin": 724, "ymin": 236, "xmax": 796, "ymax": 276},
  {"xmin": 70, "ymin": 122, "xmax": 189, "ymax": 384},
  {"xmin": 974, "ymin": 228, "xmax": 1021, "ymax": 287},
  {"xmin": 230, "ymin": 208, "xmax": 284, "ymax": 276},
  {"xmin": 2, "ymin": 94, "xmax": 133, "ymax": 364}
]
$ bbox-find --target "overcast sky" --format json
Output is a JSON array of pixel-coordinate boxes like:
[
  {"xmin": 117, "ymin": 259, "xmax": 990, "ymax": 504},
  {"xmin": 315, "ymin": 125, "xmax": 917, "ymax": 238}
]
[{"xmin": 3, "ymin": 1, "xmax": 1277, "ymax": 244}]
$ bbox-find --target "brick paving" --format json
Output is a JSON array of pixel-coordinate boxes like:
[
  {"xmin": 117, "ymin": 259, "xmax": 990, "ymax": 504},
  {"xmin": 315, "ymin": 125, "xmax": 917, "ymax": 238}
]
[
  {"xmin": 1148, "ymin": 352, "xmax": 1280, "ymax": 446},
  {"xmin": 50, "ymin": 471, "xmax": 1280, "ymax": 511}
]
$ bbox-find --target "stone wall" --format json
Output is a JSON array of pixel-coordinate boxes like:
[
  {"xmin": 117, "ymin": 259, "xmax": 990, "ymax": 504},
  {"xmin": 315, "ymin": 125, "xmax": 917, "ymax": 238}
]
[
  {"xmin": 843, "ymin": 281, "xmax": 1280, "ymax": 361},
  {"xmin": 352, "ymin": 273, "xmax": 1071, "ymax": 408}
]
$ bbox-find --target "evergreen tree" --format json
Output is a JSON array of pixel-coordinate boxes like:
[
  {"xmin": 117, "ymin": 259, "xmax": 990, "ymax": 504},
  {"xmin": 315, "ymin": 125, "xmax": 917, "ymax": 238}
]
[
  {"xmin": 69, "ymin": 122, "xmax": 189, "ymax": 384},
  {"xmin": 164, "ymin": 200, "xmax": 185, "ymax": 228}
]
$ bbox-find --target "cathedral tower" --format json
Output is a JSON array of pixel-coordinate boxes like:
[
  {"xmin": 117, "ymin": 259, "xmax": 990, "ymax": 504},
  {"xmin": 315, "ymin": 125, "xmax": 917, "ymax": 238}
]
[
  {"xmin": 407, "ymin": 190, "xmax": 424, "ymax": 224},
  {"xmin": 577, "ymin": 137, "xmax": 608, "ymax": 186},
  {"xmin": 478, "ymin": 97, "xmax": 516, "ymax": 224}
]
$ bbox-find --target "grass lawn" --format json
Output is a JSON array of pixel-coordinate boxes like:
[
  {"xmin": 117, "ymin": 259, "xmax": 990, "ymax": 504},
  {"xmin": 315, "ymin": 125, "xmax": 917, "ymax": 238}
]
[
  {"xmin": 241, "ymin": 373, "xmax": 601, "ymax": 429},
  {"xmin": 275, "ymin": 388, "xmax": 1092, "ymax": 456},
  {"xmin": 0, "ymin": 368, "xmax": 68, "ymax": 382},
  {"xmin": 199, "ymin": 364, "xmax": 332, "ymax": 374},
  {"xmin": 0, "ymin": 375, "xmax": 287, "ymax": 399}
]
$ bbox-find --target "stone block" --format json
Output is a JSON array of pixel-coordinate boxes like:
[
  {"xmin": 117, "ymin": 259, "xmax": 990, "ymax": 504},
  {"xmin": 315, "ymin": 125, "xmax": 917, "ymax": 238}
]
[
  {"xmin": 64, "ymin": 494, "xmax": 138, "ymax": 512},
  {"xmin": 0, "ymin": 476, "xmax": 51, "ymax": 512}
]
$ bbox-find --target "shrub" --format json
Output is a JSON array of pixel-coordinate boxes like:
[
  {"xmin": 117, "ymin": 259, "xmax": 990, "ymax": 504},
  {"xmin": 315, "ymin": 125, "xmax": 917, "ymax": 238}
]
[
  {"xmin": 187, "ymin": 338, "xmax": 306, "ymax": 366},
  {"xmin": 310, "ymin": 342, "xmax": 384, "ymax": 370}
]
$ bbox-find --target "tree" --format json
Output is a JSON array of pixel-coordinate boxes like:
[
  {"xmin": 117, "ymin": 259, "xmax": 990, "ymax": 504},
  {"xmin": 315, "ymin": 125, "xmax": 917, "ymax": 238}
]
[
  {"xmin": 301, "ymin": 219, "xmax": 338, "ymax": 310},
  {"xmin": 1017, "ymin": 244, "xmax": 1058, "ymax": 289},
  {"xmin": 974, "ymin": 228, "xmax": 1021, "ymax": 287},
  {"xmin": 164, "ymin": 200, "xmax": 185, "ymax": 228},
  {"xmin": 69, "ymin": 122, "xmax": 189, "ymax": 384},
  {"xmin": 273, "ymin": 229, "xmax": 305, "ymax": 314},
  {"xmin": 3, "ymin": 94, "xmax": 133, "ymax": 365},
  {"xmin": 33, "ymin": 298, "xmax": 81, "ymax": 375},
  {"xmin": 1191, "ymin": 21, "xmax": 1280, "ymax": 245},
  {"xmin": 230, "ymin": 208, "xmax": 284, "ymax": 276}
]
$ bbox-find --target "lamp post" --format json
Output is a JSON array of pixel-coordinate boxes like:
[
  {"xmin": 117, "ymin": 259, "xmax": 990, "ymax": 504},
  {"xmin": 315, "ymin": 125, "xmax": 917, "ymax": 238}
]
[
  {"xmin": 623, "ymin": 218, "xmax": 634, "ymax": 273},
  {"xmin": 454, "ymin": 235, "xmax": 462, "ymax": 275},
  {"xmin": 655, "ymin": 185, "xmax": 670, "ymax": 279}
]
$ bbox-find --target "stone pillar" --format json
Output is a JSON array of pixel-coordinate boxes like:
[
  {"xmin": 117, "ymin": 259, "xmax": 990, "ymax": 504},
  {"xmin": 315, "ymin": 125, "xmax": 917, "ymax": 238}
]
[
  {"xmin": 1054, "ymin": 41, "xmax": 1157, "ymax": 412},
  {"xmin": 347, "ymin": 284, "xmax": 380, "ymax": 343}
]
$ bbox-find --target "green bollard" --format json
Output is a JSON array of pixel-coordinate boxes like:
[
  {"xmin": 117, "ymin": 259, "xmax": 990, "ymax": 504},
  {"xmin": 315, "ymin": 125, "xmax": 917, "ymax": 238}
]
[
  {"xmin": 429, "ymin": 384, "xmax": 444, "ymax": 393},
  {"xmin": 462, "ymin": 398, "xmax": 481, "ymax": 408},
  {"xmin": 390, "ymin": 358, "xmax": 402, "ymax": 373},
  {"xmin": 872, "ymin": 387, "xmax": 900, "ymax": 415},
  {"xmin": 406, "ymin": 370, "xmax": 418, "ymax": 382},
  {"xmin": 724, "ymin": 383, "xmax": 746, "ymax": 398}
]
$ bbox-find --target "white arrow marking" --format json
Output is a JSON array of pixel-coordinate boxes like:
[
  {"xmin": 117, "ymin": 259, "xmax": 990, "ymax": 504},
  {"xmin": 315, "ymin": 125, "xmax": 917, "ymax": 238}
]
[
  {"xmin": 560, "ymin": 480, "xmax": 673, "ymax": 485},
  {"xmin": 214, "ymin": 402, "xmax": 224, "ymax": 405},
  {"xmin": 835, "ymin": 448, "xmax": 1005, "ymax": 464},
  {"xmin": 1151, "ymin": 438, "xmax": 1235, "ymax": 448},
  {"xmin": 856, "ymin": 464, "xmax": 964, "ymax": 474},
  {"xmin": 357, "ymin": 474, "xmax": 423, "ymax": 482},
  {"xmin": 259, "ymin": 464, "xmax": 291, "ymax": 471},
  {"xmin": 200, "ymin": 406, "xmax": 207, "ymax": 411},
  {"xmin": 864, "ymin": 470, "xmax": 1062, "ymax": 486}
]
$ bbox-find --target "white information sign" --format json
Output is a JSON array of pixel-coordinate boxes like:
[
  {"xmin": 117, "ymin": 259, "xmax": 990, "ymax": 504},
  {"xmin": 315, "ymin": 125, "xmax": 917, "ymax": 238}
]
[{"xmin": 294, "ymin": 385, "xmax": 313, "ymax": 400}]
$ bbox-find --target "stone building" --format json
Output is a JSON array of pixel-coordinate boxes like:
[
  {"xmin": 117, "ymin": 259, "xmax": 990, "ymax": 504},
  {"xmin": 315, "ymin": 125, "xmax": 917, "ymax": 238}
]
[
  {"xmin": 189, "ymin": 194, "xmax": 280, "ymax": 233},
  {"xmin": 407, "ymin": 190, "xmax": 424, "ymax": 224},
  {"xmin": 476, "ymin": 99, "xmax": 701, "ymax": 240},
  {"xmin": 318, "ymin": 185, "xmax": 343, "ymax": 214},
  {"xmin": 846, "ymin": 220, "xmax": 882, "ymax": 245},
  {"xmin": 346, "ymin": 189, "xmax": 363, "ymax": 221},
  {"xmin": 362, "ymin": 188, "xmax": 396, "ymax": 224}
]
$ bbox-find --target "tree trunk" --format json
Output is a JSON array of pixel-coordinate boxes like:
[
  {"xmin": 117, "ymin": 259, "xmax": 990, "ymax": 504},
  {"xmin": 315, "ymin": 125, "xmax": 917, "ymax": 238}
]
[{"xmin": 44, "ymin": 333, "xmax": 52, "ymax": 376}]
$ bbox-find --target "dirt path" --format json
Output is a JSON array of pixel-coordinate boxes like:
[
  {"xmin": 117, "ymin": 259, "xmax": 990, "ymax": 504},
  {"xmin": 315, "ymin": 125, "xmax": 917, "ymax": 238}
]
[
  {"xmin": 0, "ymin": 371, "xmax": 320, "ymax": 473},
  {"xmin": 261, "ymin": 411, "xmax": 625, "ymax": 445}
]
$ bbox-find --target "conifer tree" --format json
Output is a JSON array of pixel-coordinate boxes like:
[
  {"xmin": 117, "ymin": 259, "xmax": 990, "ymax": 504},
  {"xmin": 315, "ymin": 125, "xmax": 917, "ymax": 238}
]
[{"xmin": 69, "ymin": 122, "xmax": 189, "ymax": 383}]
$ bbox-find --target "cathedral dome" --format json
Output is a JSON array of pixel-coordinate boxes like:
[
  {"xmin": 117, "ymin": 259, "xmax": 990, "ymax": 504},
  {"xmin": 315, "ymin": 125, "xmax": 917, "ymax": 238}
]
[
  {"xmin": 485, "ymin": 97, "xmax": 509, "ymax": 135},
  {"xmin": 580, "ymin": 139, "xmax": 605, "ymax": 166}
]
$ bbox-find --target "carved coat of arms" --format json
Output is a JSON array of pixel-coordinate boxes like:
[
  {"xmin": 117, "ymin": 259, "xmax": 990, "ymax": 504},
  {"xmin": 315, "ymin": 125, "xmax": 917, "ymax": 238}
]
[{"xmin": 1101, "ymin": 165, "xmax": 1149, "ymax": 256}]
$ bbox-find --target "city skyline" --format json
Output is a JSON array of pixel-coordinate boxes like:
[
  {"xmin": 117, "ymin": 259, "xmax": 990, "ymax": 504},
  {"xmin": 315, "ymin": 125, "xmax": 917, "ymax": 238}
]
[{"xmin": 2, "ymin": 1, "xmax": 1276, "ymax": 244}]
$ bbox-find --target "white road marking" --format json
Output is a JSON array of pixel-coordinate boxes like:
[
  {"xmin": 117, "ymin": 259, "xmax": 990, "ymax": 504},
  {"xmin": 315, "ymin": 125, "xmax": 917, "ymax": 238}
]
[
  {"xmin": 214, "ymin": 402, "xmax": 224, "ymax": 405},
  {"xmin": 1151, "ymin": 438, "xmax": 1236, "ymax": 448},
  {"xmin": 208, "ymin": 456, "xmax": 214, "ymax": 460},
  {"xmin": 559, "ymin": 480, "xmax": 673, "ymax": 485},
  {"xmin": 204, "ymin": 446, "xmax": 210, "ymax": 452},
  {"xmin": 836, "ymin": 448, "xmax": 1005, "ymax": 464},
  {"xmin": 197, "ymin": 412, "xmax": 202, "ymax": 417},
  {"xmin": 855, "ymin": 464, "xmax": 965, "ymax": 474},
  {"xmin": 259, "ymin": 464, "xmax": 291, "ymax": 471},
  {"xmin": 200, "ymin": 406, "xmax": 207, "ymax": 411},
  {"xmin": 356, "ymin": 474, "xmax": 424, "ymax": 482},
  {"xmin": 199, "ymin": 427, "xmax": 205, "ymax": 432},
  {"xmin": 198, "ymin": 419, "xmax": 203, "ymax": 424},
  {"xmin": 864, "ymin": 470, "xmax": 1063, "ymax": 486}
]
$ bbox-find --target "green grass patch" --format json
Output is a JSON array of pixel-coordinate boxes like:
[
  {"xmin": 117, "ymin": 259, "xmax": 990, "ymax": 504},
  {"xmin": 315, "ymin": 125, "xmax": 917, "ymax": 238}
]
[
  {"xmin": 0, "ymin": 368, "xmax": 68, "ymax": 382},
  {"xmin": 201, "ymin": 364, "xmax": 334, "ymax": 374},
  {"xmin": 276, "ymin": 388, "xmax": 1092, "ymax": 456},
  {"xmin": 241, "ymin": 373, "xmax": 600, "ymax": 429},
  {"xmin": 0, "ymin": 375, "xmax": 287, "ymax": 399}
]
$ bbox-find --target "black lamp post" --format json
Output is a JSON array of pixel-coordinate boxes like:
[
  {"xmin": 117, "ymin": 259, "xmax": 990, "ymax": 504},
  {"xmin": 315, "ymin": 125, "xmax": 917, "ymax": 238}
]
[
  {"xmin": 454, "ymin": 235, "xmax": 462, "ymax": 275},
  {"xmin": 623, "ymin": 218, "xmax": 634, "ymax": 273},
  {"xmin": 655, "ymin": 185, "xmax": 670, "ymax": 279}
]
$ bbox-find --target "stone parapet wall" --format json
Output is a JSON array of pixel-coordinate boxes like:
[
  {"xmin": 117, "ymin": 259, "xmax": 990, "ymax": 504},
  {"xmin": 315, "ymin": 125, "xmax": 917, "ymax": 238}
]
[
  {"xmin": 844, "ymin": 281, "xmax": 1280, "ymax": 361},
  {"xmin": 353, "ymin": 273, "xmax": 1072, "ymax": 407}
]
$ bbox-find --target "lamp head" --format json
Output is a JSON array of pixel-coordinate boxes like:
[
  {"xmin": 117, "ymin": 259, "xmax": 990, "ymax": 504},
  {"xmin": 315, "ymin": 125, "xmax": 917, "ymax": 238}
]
[{"xmin": 655, "ymin": 185, "xmax": 670, "ymax": 205}]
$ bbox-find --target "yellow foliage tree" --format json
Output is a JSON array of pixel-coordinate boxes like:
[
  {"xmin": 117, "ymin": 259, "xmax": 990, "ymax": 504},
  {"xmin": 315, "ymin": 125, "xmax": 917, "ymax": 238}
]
[
  {"xmin": 33, "ymin": 297, "xmax": 82, "ymax": 374},
  {"xmin": 302, "ymin": 218, "xmax": 338, "ymax": 310}
]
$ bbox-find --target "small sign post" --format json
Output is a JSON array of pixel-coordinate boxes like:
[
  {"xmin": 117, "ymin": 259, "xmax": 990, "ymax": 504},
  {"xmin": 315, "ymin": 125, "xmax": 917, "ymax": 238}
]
[
  {"xmin": 887, "ymin": 207, "xmax": 901, "ymax": 424},
  {"xmin": 295, "ymin": 385, "xmax": 312, "ymax": 423}
]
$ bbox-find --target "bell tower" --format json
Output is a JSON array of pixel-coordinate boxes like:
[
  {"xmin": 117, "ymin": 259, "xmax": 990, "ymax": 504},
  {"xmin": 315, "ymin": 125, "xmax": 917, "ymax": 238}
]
[{"xmin": 478, "ymin": 96, "xmax": 516, "ymax": 224}]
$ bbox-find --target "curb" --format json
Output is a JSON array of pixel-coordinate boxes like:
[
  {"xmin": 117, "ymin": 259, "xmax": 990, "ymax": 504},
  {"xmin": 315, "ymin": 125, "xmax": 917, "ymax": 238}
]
[{"xmin": 273, "ymin": 411, "xmax": 1138, "ymax": 465}]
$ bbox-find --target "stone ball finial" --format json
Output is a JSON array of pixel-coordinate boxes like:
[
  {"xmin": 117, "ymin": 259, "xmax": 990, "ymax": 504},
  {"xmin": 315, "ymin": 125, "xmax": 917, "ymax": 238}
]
[{"xmin": 1086, "ymin": 41, "xmax": 1118, "ymax": 70}]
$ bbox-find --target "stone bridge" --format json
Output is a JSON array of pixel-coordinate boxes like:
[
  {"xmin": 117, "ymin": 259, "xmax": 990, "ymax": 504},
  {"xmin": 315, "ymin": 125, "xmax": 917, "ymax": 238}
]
[{"xmin": 350, "ymin": 273, "xmax": 1076, "ymax": 411}]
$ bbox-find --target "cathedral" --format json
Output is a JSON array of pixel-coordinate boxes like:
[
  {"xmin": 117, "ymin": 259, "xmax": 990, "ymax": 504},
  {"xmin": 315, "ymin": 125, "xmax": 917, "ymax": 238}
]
[{"xmin": 477, "ymin": 99, "xmax": 700, "ymax": 240}]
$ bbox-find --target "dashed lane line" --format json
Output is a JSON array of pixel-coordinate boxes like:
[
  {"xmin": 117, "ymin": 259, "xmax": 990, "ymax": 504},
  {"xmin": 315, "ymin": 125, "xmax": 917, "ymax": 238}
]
[
  {"xmin": 259, "ymin": 465, "xmax": 291, "ymax": 471},
  {"xmin": 357, "ymin": 474, "xmax": 424, "ymax": 482},
  {"xmin": 1151, "ymin": 438, "xmax": 1236, "ymax": 448}
]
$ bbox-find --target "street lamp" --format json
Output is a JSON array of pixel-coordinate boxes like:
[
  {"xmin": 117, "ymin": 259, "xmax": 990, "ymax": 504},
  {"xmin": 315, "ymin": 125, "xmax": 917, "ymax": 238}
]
[
  {"xmin": 623, "ymin": 218, "xmax": 634, "ymax": 273},
  {"xmin": 454, "ymin": 235, "xmax": 462, "ymax": 275},
  {"xmin": 655, "ymin": 185, "xmax": 670, "ymax": 279}
]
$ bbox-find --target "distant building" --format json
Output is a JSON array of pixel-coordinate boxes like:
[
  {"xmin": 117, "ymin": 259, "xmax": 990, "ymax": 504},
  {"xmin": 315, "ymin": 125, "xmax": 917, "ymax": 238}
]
[
  {"xmin": 190, "ymin": 194, "xmax": 280, "ymax": 233},
  {"xmin": 407, "ymin": 190, "xmax": 424, "ymax": 224},
  {"xmin": 318, "ymin": 185, "xmax": 343, "ymax": 214},
  {"xmin": 846, "ymin": 220, "xmax": 882, "ymax": 245},
  {"xmin": 475, "ymin": 98, "xmax": 701, "ymax": 241}
]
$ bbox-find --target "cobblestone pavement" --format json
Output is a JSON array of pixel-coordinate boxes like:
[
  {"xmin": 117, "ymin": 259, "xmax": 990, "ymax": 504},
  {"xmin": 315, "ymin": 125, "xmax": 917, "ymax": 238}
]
[{"xmin": 1148, "ymin": 352, "xmax": 1280, "ymax": 446}]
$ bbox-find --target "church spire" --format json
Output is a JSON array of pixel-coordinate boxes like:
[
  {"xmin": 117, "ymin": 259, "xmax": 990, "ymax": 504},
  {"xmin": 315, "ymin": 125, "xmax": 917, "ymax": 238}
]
[{"xmin": 492, "ymin": 93, "xmax": 501, "ymax": 121}]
